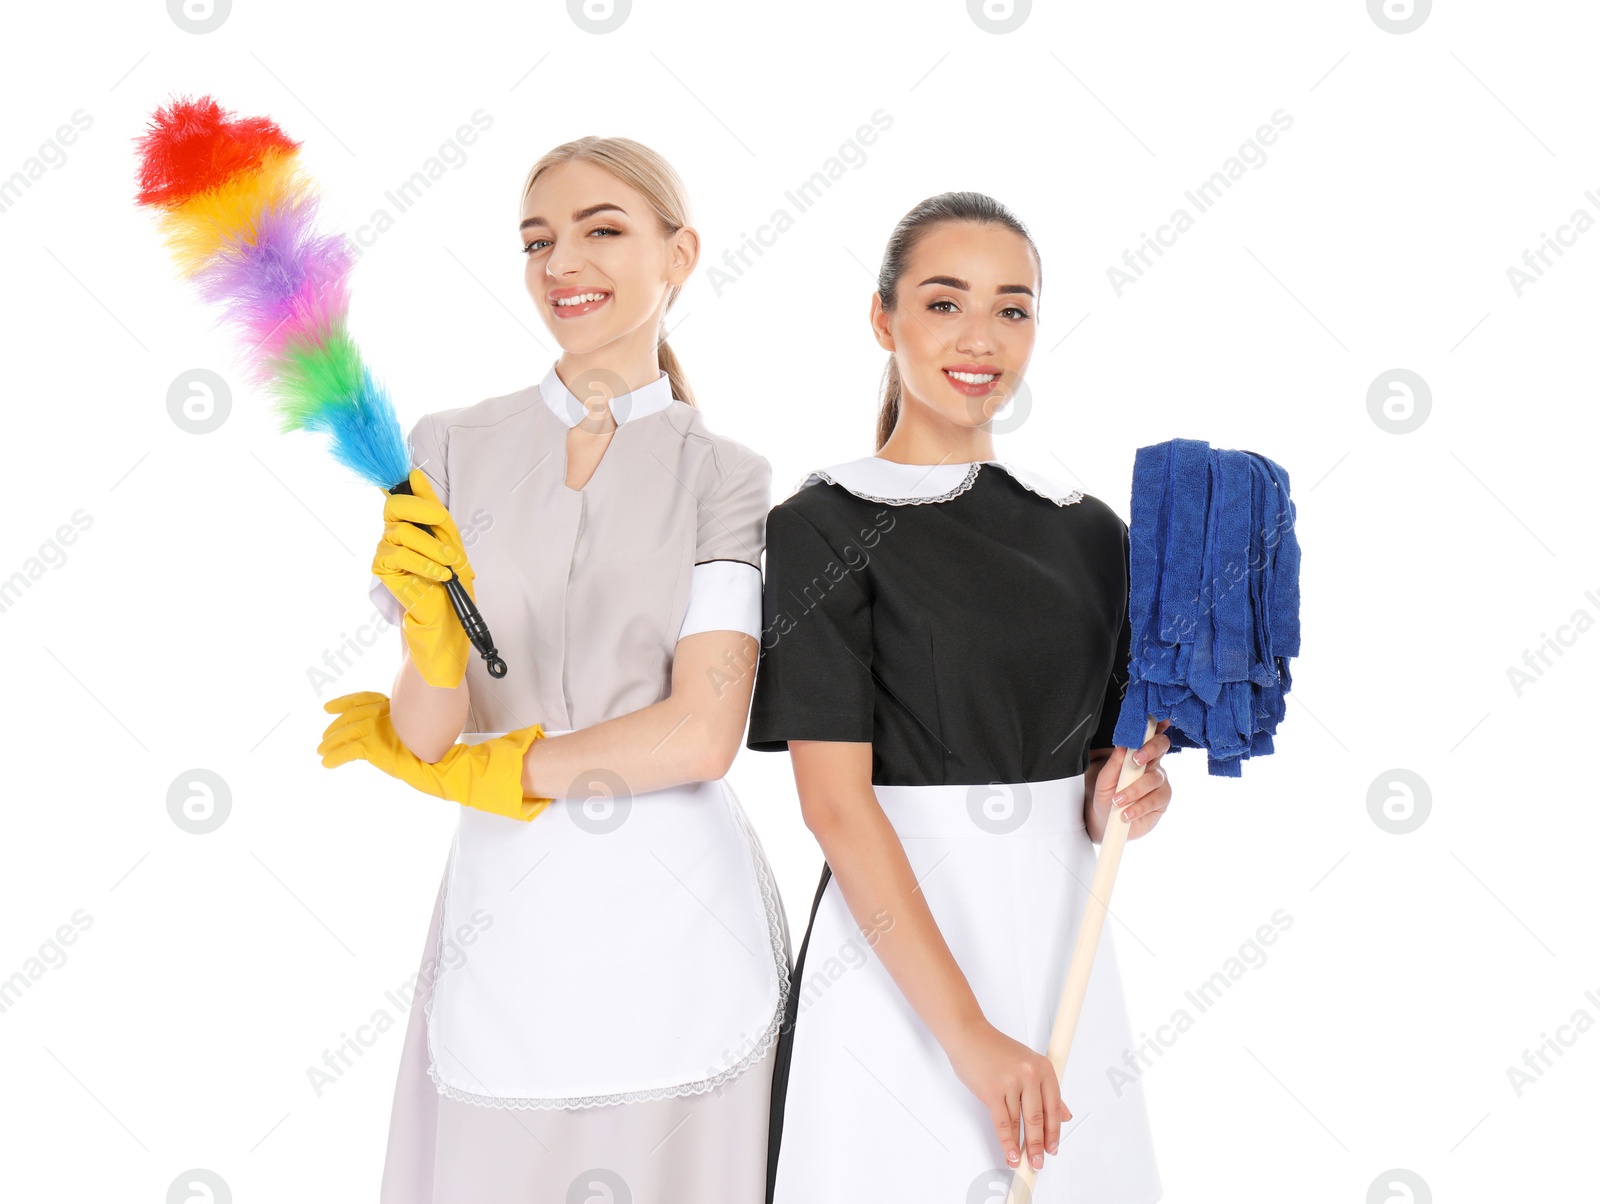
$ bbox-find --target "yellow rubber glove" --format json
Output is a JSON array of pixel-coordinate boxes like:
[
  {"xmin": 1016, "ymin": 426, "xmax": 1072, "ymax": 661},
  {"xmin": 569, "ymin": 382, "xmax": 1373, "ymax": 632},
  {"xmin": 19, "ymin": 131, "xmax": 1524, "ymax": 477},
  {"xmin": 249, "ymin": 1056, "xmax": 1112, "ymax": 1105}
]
[
  {"xmin": 318, "ymin": 691, "xmax": 554, "ymax": 822},
  {"xmin": 372, "ymin": 468, "xmax": 478, "ymax": 689}
]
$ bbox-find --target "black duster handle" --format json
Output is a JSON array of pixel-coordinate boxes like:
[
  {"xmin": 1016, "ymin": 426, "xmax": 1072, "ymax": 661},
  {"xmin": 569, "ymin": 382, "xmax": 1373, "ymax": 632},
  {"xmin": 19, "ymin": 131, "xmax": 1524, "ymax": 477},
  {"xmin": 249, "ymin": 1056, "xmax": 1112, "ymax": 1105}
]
[{"xmin": 390, "ymin": 476, "xmax": 507, "ymax": 679}]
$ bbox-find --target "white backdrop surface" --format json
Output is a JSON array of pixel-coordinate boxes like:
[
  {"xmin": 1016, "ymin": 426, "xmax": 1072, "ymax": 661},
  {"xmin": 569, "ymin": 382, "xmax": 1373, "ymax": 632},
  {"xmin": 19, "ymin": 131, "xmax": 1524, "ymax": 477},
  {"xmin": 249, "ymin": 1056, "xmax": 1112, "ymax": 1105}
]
[{"xmin": 0, "ymin": 1, "xmax": 1594, "ymax": 1200}]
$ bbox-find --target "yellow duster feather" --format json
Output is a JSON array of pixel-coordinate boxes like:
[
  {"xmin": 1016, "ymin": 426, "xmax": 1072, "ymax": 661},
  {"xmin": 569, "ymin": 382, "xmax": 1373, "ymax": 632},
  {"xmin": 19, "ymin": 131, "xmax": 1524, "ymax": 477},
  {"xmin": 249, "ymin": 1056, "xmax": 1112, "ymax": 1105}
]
[{"xmin": 152, "ymin": 146, "xmax": 314, "ymax": 276}]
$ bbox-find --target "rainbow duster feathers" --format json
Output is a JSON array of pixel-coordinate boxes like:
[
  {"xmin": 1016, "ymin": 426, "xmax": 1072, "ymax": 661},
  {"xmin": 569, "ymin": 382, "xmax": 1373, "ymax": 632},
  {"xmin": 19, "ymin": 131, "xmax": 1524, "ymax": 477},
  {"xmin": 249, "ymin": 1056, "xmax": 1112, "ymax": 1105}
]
[{"xmin": 133, "ymin": 95, "xmax": 408, "ymax": 489}]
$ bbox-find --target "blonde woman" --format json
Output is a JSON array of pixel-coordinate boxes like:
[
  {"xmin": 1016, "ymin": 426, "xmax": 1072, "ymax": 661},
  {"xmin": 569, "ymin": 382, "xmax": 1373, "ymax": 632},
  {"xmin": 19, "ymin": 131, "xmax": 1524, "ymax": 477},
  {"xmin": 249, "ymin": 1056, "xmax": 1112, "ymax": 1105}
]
[
  {"xmin": 320, "ymin": 139, "xmax": 790, "ymax": 1202},
  {"xmin": 748, "ymin": 192, "xmax": 1171, "ymax": 1201}
]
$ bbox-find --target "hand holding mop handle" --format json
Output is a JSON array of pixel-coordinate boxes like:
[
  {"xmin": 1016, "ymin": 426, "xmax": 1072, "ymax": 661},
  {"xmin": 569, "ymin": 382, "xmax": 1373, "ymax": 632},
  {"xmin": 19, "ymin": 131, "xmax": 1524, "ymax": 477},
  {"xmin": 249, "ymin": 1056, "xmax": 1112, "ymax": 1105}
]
[
  {"xmin": 1006, "ymin": 437, "xmax": 1302, "ymax": 1200},
  {"xmin": 1005, "ymin": 715, "xmax": 1155, "ymax": 1203},
  {"xmin": 388, "ymin": 476, "xmax": 506, "ymax": 679}
]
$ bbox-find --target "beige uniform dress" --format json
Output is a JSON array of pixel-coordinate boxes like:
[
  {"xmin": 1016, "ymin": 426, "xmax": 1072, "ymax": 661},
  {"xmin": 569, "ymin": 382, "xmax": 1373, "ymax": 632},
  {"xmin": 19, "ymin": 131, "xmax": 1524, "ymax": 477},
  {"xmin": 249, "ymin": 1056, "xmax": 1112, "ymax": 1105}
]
[{"xmin": 366, "ymin": 362, "xmax": 791, "ymax": 1203}]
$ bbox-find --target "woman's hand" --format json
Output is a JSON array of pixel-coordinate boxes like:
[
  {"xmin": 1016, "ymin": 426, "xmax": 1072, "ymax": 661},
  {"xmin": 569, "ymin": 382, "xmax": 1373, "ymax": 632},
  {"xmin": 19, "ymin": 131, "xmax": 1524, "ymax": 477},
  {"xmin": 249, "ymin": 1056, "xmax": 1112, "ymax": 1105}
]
[
  {"xmin": 1089, "ymin": 719, "xmax": 1174, "ymax": 841},
  {"xmin": 319, "ymin": 691, "xmax": 552, "ymax": 822},
  {"xmin": 371, "ymin": 468, "xmax": 478, "ymax": 689},
  {"xmin": 944, "ymin": 1016, "xmax": 1070, "ymax": 1172}
]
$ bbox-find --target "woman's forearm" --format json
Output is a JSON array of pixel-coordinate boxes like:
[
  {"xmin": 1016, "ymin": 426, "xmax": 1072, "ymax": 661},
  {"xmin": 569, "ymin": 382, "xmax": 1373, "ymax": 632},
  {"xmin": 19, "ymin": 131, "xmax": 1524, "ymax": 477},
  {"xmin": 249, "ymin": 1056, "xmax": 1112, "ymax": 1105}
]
[
  {"xmin": 520, "ymin": 630, "xmax": 757, "ymax": 799},
  {"xmin": 389, "ymin": 649, "xmax": 470, "ymax": 763},
  {"xmin": 520, "ymin": 695, "xmax": 724, "ymax": 798},
  {"xmin": 793, "ymin": 744, "xmax": 987, "ymax": 1049}
]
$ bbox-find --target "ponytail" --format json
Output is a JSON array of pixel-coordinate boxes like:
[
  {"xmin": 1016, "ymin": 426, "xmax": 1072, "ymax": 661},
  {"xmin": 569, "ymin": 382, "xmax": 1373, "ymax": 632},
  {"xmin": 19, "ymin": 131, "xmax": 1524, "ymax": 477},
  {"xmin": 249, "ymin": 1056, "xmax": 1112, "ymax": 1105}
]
[{"xmin": 874, "ymin": 357, "xmax": 902, "ymax": 452}]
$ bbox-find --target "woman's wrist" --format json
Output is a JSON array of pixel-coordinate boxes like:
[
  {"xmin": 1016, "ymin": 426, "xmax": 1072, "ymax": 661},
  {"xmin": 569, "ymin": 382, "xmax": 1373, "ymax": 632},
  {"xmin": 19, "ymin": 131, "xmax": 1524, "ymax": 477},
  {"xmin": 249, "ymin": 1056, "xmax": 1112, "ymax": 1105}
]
[
  {"xmin": 520, "ymin": 731, "xmax": 561, "ymax": 799},
  {"xmin": 1085, "ymin": 791, "xmax": 1104, "ymax": 843},
  {"xmin": 1084, "ymin": 754, "xmax": 1111, "ymax": 842},
  {"xmin": 928, "ymin": 992, "xmax": 990, "ymax": 1050}
]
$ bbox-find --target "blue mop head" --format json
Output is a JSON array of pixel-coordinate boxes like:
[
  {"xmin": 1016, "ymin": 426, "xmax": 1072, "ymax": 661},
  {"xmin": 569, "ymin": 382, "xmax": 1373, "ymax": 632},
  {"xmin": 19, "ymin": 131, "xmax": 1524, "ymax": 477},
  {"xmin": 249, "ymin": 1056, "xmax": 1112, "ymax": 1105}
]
[{"xmin": 1110, "ymin": 438, "xmax": 1301, "ymax": 777}]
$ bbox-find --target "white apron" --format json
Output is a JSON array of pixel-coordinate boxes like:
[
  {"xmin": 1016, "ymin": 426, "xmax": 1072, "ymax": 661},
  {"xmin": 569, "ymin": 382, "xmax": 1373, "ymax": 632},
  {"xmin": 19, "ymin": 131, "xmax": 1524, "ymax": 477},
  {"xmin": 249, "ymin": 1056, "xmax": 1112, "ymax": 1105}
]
[
  {"xmin": 772, "ymin": 774, "xmax": 1163, "ymax": 1203},
  {"xmin": 424, "ymin": 730, "xmax": 790, "ymax": 1110}
]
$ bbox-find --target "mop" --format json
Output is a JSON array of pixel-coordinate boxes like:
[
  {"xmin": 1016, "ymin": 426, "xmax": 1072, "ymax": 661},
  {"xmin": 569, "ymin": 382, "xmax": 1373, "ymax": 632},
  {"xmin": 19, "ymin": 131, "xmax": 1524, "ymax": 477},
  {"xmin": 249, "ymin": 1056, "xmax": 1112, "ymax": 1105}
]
[
  {"xmin": 131, "ymin": 94, "xmax": 507, "ymax": 679},
  {"xmin": 1007, "ymin": 437, "xmax": 1301, "ymax": 1201}
]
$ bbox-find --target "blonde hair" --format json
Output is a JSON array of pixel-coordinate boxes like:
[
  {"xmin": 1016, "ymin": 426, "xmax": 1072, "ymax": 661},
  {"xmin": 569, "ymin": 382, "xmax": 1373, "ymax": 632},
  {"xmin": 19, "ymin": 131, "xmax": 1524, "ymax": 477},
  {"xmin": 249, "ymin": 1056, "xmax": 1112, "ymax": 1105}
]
[{"xmin": 521, "ymin": 137, "xmax": 699, "ymax": 409}]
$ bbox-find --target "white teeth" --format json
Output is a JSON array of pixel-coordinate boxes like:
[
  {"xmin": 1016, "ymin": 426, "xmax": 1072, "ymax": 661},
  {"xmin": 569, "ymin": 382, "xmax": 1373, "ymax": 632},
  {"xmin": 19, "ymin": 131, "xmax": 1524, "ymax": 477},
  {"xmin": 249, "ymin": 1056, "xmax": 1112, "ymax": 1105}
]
[
  {"xmin": 947, "ymin": 370, "xmax": 998, "ymax": 384},
  {"xmin": 555, "ymin": 292, "xmax": 608, "ymax": 306}
]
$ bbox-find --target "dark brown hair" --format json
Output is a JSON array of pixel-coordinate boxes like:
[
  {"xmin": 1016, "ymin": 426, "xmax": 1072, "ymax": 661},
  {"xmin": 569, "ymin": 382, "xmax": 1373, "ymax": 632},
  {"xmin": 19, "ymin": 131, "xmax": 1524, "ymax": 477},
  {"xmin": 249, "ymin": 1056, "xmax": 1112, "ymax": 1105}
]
[{"xmin": 873, "ymin": 192, "xmax": 1040, "ymax": 449}]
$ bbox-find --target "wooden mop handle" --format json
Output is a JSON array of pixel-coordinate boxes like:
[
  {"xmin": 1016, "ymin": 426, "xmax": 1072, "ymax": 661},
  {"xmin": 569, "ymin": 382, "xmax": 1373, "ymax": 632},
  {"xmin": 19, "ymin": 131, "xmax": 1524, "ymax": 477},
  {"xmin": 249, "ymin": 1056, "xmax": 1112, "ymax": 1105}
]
[{"xmin": 1005, "ymin": 715, "xmax": 1156, "ymax": 1203}]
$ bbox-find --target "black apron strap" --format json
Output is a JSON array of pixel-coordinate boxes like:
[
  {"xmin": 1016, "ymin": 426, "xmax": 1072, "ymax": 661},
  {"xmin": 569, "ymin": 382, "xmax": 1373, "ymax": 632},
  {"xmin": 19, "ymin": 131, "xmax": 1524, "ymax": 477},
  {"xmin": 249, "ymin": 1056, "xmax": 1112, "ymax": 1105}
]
[{"xmin": 766, "ymin": 860, "xmax": 832, "ymax": 1203}]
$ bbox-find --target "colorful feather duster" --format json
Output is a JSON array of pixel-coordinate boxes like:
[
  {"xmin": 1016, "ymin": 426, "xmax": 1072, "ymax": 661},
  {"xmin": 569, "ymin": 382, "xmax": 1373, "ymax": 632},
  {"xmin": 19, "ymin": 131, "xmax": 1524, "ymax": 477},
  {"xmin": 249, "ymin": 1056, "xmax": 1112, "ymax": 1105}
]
[{"xmin": 133, "ymin": 95, "xmax": 506, "ymax": 678}]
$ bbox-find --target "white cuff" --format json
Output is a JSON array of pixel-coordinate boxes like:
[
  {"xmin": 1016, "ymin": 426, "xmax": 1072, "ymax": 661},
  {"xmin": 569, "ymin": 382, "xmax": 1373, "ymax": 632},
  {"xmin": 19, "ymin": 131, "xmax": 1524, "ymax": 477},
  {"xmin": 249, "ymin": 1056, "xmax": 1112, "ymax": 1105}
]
[{"xmin": 678, "ymin": 560, "xmax": 762, "ymax": 640}]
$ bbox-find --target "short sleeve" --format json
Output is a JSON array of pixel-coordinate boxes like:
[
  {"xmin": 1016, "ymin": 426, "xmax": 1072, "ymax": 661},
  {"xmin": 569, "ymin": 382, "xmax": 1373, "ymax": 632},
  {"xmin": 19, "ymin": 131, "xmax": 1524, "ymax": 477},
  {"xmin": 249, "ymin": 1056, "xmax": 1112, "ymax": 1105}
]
[
  {"xmin": 745, "ymin": 504, "xmax": 875, "ymax": 751},
  {"xmin": 1088, "ymin": 518, "xmax": 1133, "ymax": 752},
  {"xmin": 368, "ymin": 412, "xmax": 449, "ymax": 628},
  {"xmin": 676, "ymin": 446, "xmax": 770, "ymax": 641},
  {"xmin": 677, "ymin": 561, "xmax": 762, "ymax": 640},
  {"xmin": 695, "ymin": 445, "xmax": 772, "ymax": 569}
]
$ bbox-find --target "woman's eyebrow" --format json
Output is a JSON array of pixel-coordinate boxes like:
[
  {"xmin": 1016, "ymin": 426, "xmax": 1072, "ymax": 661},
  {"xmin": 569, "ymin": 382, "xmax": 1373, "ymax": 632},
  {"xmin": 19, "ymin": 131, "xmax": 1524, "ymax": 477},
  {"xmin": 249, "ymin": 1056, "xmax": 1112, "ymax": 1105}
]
[
  {"xmin": 519, "ymin": 203, "xmax": 629, "ymax": 231},
  {"xmin": 916, "ymin": 274, "xmax": 1035, "ymax": 297}
]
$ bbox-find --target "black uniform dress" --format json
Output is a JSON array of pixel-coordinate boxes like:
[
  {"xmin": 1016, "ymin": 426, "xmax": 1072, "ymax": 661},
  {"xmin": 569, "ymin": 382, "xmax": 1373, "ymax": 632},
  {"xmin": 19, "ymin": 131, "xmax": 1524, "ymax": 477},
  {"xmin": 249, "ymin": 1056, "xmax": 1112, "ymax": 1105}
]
[{"xmin": 747, "ymin": 455, "xmax": 1163, "ymax": 1203}]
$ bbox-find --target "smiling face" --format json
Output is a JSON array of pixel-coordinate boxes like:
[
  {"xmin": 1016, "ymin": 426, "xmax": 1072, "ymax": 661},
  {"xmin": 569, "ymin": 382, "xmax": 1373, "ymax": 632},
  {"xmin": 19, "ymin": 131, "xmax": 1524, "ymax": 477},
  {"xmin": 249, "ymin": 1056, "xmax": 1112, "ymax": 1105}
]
[
  {"xmin": 871, "ymin": 220, "xmax": 1039, "ymax": 431},
  {"xmin": 519, "ymin": 158, "xmax": 697, "ymax": 361}
]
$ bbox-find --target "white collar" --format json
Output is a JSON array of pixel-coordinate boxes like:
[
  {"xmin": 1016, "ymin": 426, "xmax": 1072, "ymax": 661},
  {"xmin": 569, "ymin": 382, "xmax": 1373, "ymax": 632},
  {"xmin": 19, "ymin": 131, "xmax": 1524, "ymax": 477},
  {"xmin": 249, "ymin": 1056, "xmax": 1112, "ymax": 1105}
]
[
  {"xmin": 797, "ymin": 456, "xmax": 1084, "ymax": 507},
  {"xmin": 538, "ymin": 361, "xmax": 677, "ymax": 427}
]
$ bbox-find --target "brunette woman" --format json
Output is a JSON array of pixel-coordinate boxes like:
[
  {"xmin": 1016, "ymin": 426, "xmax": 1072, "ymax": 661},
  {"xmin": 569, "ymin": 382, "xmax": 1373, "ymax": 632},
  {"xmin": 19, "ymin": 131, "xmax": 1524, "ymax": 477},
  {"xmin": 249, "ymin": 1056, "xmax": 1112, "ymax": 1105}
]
[{"xmin": 747, "ymin": 192, "xmax": 1171, "ymax": 1202}]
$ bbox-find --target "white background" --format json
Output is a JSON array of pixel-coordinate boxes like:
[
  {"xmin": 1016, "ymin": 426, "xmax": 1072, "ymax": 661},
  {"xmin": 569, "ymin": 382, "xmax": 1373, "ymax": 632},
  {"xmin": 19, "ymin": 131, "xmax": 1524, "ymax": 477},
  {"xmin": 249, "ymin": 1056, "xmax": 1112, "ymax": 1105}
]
[{"xmin": 1, "ymin": 0, "xmax": 1594, "ymax": 1200}]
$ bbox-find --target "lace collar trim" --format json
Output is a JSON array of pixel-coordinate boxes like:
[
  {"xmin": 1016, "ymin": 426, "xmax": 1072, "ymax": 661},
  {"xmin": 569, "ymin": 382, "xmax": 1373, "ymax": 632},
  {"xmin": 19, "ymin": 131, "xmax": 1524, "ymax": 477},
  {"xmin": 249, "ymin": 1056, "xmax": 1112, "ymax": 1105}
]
[{"xmin": 796, "ymin": 456, "xmax": 1083, "ymax": 507}]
